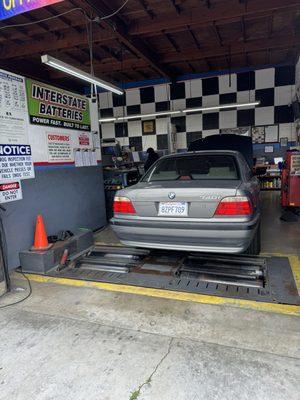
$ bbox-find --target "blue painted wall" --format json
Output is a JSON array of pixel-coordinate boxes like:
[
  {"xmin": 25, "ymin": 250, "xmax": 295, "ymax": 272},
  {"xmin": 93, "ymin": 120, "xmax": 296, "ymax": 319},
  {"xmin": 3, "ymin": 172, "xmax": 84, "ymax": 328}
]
[{"xmin": 2, "ymin": 165, "xmax": 106, "ymax": 269}]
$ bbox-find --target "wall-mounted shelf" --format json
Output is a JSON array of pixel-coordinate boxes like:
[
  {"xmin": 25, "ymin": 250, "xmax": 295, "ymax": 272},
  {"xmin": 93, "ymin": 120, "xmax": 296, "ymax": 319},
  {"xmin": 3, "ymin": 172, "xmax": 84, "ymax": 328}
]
[{"xmin": 261, "ymin": 188, "xmax": 281, "ymax": 191}]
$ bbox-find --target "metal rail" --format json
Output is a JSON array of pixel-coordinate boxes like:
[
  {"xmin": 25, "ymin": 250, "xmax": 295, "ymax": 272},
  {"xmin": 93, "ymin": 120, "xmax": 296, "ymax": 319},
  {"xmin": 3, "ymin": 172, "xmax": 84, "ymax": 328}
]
[
  {"xmin": 74, "ymin": 246, "xmax": 266, "ymax": 289},
  {"xmin": 50, "ymin": 245, "xmax": 299, "ymax": 305}
]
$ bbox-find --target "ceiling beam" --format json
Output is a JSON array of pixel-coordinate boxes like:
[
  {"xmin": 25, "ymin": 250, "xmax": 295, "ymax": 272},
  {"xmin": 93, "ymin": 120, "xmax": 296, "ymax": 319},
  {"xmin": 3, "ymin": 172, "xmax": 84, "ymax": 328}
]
[
  {"xmin": 205, "ymin": 0, "xmax": 211, "ymax": 9},
  {"xmin": 0, "ymin": 28, "xmax": 115, "ymax": 59},
  {"xmin": 0, "ymin": 1, "xmax": 297, "ymax": 61},
  {"xmin": 0, "ymin": 59, "xmax": 51, "ymax": 80},
  {"xmin": 241, "ymin": 17, "xmax": 247, "ymax": 43},
  {"xmin": 0, "ymin": 8, "xmax": 74, "ymax": 48},
  {"xmin": 169, "ymin": 0, "xmax": 181, "ymax": 15},
  {"xmin": 98, "ymin": 44, "xmax": 121, "ymax": 61},
  {"xmin": 129, "ymin": 0, "xmax": 300, "ymax": 36},
  {"xmin": 138, "ymin": 0, "xmax": 155, "ymax": 19},
  {"xmin": 267, "ymin": 48, "xmax": 272, "ymax": 63},
  {"xmin": 49, "ymin": 34, "xmax": 299, "ymax": 78},
  {"xmin": 137, "ymin": 69, "xmax": 149, "ymax": 79},
  {"xmin": 161, "ymin": 35, "xmax": 300, "ymax": 63},
  {"xmin": 19, "ymin": 12, "xmax": 50, "ymax": 34},
  {"xmin": 212, "ymin": 23, "xmax": 223, "ymax": 47},
  {"xmin": 0, "ymin": 8, "xmax": 86, "ymax": 43},
  {"xmin": 165, "ymin": 33, "xmax": 180, "ymax": 52},
  {"xmin": 63, "ymin": 51, "xmax": 85, "ymax": 65},
  {"xmin": 50, "ymin": 57, "xmax": 147, "ymax": 79},
  {"xmin": 188, "ymin": 27, "xmax": 201, "ymax": 50},
  {"xmin": 46, "ymin": 5, "xmax": 80, "ymax": 32},
  {"xmin": 268, "ymin": 13, "xmax": 274, "ymax": 38},
  {"xmin": 0, "ymin": 58, "xmax": 85, "ymax": 92},
  {"xmin": 84, "ymin": 0, "xmax": 173, "ymax": 78},
  {"xmin": 0, "ymin": 18, "xmax": 29, "ymax": 42},
  {"xmin": 187, "ymin": 62, "xmax": 196, "ymax": 72}
]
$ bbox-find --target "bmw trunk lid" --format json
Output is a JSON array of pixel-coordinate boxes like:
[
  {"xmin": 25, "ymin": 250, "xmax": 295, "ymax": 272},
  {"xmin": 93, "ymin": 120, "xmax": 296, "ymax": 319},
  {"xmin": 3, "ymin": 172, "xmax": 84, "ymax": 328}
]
[{"xmin": 123, "ymin": 181, "xmax": 241, "ymax": 219}]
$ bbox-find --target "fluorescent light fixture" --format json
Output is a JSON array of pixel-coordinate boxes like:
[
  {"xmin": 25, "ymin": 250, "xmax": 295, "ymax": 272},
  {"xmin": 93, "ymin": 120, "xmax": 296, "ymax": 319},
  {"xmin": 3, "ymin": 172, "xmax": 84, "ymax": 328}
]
[
  {"xmin": 139, "ymin": 110, "xmax": 181, "ymax": 118},
  {"xmin": 99, "ymin": 110, "xmax": 181, "ymax": 123},
  {"xmin": 117, "ymin": 110, "xmax": 181, "ymax": 121},
  {"xmin": 41, "ymin": 54, "xmax": 124, "ymax": 95},
  {"xmin": 183, "ymin": 101, "xmax": 260, "ymax": 113},
  {"xmin": 98, "ymin": 102, "xmax": 261, "ymax": 123},
  {"xmin": 98, "ymin": 117, "xmax": 117, "ymax": 122}
]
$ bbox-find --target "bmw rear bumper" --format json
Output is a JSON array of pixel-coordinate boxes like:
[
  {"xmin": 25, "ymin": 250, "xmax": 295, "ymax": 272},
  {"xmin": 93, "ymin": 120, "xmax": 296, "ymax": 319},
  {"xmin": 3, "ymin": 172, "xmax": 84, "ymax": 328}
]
[{"xmin": 110, "ymin": 215, "xmax": 260, "ymax": 254}]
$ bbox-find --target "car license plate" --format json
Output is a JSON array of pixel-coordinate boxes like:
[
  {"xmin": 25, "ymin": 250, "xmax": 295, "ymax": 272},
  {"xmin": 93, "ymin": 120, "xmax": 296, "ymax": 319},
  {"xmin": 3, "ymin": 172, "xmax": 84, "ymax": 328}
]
[{"xmin": 158, "ymin": 202, "xmax": 188, "ymax": 216}]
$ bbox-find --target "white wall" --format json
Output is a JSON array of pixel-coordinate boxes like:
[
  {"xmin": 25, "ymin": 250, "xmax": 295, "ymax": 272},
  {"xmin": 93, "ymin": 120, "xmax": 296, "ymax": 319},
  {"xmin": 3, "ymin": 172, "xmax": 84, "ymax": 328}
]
[{"xmin": 99, "ymin": 65, "xmax": 297, "ymax": 151}]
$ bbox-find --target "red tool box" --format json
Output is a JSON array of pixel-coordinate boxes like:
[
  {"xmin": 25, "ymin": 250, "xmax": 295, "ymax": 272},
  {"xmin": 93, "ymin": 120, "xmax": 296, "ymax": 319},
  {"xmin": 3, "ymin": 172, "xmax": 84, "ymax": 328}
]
[{"xmin": 281, "ymin": 150, "xmax": 300, "ymax": 208}]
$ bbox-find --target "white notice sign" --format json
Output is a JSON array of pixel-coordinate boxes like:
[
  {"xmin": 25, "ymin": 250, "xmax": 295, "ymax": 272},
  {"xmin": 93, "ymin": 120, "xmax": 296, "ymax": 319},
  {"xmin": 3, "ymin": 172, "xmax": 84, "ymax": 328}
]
[
  {"xmin": 0, "ymin": 181, "xmax": 22, "ymax": 204},
  {"xmin": 47, "ymin": 133, "xmax": 72, "ymax": 162},
  {"xmin": 89, "ymin": 150, "xmax": 98, "ymax": 166},
  {"xmin": 74, "ymin": 149, "xmax": 83, "ymax": 167},
  {"xmin": 82, "ymin": 150, "xmax": 91, "ymax": 166},
  {"xmin": 0, "ymin": 69, "xmax": 28, "ymax": 144},
  {"xmin": 0, "ymin": 144, "xmax": 34, "ymax": 182}
]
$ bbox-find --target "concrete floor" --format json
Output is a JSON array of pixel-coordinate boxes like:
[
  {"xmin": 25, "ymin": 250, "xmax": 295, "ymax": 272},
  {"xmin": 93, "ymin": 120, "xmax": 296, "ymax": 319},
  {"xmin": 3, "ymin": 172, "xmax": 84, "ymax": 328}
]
[
  {"xmin": 0, "ymin": 191, "xmax": 299, "ymax": 400},
  {"xmin": 260, "ymin": 191, "xmax": 300, "ymax": 254},
  {"xmin": 0, "ymin": 276, "xmax": 300, "ymax": 400}
]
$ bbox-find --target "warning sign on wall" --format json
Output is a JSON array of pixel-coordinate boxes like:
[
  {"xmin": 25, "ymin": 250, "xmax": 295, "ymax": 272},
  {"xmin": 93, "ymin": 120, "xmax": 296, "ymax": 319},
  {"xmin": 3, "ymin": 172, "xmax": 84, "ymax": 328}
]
[
  {"xmin": 78, "ymin": 133, "xmax": 90, "ymax": 147},
  {"xmin": 47, "ymin": 133, "xmax": 72, "ymax": 162},
  {"xmin": 0, "ymin": 144, "xmax": 34, "ymax": 182},
  {"xmin": 0, "ymin": 181, "xmax": 22, "ymax": 204}
]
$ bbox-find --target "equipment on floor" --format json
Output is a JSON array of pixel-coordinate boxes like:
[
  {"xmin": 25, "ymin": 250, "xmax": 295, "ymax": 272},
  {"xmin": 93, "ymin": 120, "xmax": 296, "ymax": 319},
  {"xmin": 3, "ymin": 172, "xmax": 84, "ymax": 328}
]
[
  {"xmin": 48, "ymin": 230, "xmax": 74, "ymax": 243},
  {"xmin": 281, "ymin": 150, "xmax": 300, "ymax": 208},
  {"xmin": 101, "ymin": 139, "xmax": 122, "ymax": 167},
  {"xmin": 20, "ymin": 229, "xmax": 94, "ymax": 274},
  {"xmin": 22, "ymin": 244, "xmax": 300, "ymax": 306}
]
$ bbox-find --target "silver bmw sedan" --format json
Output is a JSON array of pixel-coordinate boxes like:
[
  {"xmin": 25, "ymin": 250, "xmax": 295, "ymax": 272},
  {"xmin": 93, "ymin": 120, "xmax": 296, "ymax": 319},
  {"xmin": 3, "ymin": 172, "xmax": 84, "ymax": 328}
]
[{"xmin": 110, "ymin": 150, "xmax": 261, "ymax": 254}]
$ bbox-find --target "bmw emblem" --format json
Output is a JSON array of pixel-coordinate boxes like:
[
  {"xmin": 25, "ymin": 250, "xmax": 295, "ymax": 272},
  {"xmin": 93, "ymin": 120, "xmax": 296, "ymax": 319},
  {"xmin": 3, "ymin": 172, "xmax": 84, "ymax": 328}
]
[{"xmin": 168, "ymin": 192, "xmax": 176, "ymax": 200}]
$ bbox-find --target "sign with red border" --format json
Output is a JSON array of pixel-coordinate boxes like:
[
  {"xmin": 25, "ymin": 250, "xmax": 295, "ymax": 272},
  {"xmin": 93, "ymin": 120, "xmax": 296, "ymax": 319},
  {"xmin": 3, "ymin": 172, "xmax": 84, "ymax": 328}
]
[{"xmin": 0, "ymin": 181, "xmax": 22, "ymax": 203}]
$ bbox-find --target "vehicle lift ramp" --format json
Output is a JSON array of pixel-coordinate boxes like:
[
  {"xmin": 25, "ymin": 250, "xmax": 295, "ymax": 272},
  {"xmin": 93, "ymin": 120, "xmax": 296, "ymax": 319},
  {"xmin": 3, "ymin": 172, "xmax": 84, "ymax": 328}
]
[{"xmin": 50, "ymin": 245, "xmax": 299, "ymax": 305}]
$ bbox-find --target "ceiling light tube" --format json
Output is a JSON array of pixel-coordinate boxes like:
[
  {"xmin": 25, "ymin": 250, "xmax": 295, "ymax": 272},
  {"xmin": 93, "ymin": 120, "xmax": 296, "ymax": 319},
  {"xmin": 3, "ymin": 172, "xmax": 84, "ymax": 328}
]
[
  {"xmin": 99, "ymin": 117, "xmax": 117, "ymax": 122},
  {"xmin": 98, "ymin": 102, "xmax": 260, "ymax": 123},
  {"xmin": 142, "ymin": 110, "xmax": 181, "ymax": 117},
  {"xmin": 41, "ymin": 54, "xmax": 124, "ymax": 95},
  {"xmin": 116, "ymin": 110, "xmax": 181, "ymax": 121},
  {"xmin": 183, "ymin": 101, "xmax": 260, "ymax": 113}
]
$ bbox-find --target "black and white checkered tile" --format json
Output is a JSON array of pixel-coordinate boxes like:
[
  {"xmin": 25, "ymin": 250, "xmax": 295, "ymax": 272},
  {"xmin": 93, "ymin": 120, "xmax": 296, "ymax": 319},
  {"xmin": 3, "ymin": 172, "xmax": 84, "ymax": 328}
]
[{"xmin": 99, "ymin": 66, "xmax": 296, "ymax": 151}]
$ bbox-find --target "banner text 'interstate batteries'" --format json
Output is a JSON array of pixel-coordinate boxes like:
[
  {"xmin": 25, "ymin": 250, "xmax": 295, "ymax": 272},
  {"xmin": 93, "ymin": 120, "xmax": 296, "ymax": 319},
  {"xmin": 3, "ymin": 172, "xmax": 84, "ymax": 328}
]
[
  {"xmin": 26, "ymin": 79, "xmax": 91, "ymax": 132},
  {"xmin": 0, "ymin": 0, "xmax": 63, "ymax": 21}
]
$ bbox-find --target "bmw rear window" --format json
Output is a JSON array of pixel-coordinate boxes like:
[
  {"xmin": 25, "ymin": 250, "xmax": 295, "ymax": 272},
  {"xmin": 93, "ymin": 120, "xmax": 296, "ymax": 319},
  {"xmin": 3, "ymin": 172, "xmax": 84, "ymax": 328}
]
[{"xmin": 143, "ymin": 155, "xmax": 239, "ymax": 181}]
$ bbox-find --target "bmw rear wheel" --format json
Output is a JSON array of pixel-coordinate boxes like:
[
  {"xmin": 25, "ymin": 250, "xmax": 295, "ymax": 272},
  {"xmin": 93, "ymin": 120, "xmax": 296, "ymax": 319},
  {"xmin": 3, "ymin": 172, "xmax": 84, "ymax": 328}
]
[{"xmin": 245, "ymin": 223, "xmax": 261, "ymax": 255}]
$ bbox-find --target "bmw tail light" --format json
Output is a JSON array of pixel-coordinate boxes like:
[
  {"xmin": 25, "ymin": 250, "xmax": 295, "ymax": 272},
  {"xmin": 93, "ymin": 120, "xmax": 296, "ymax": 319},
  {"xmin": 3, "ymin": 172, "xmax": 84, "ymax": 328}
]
[
  {"xmin": 113, "ymin": 196, "xmax": 136, "ymax": 215},
  {"xmin": 214, "ymin": 196, "xmax": 253, "ymax": 216}
]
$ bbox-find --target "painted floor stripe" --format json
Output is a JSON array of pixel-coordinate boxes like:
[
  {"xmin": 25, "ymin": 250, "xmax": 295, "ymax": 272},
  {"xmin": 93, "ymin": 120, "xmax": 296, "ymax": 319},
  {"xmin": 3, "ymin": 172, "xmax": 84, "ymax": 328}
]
[
  {"xmin": 23, "ymin": 272, "xmax": 300, "ymax": 316},
  {"xmin": 288, "ymin": 256, "xmax": 300, "ymax": 295}
]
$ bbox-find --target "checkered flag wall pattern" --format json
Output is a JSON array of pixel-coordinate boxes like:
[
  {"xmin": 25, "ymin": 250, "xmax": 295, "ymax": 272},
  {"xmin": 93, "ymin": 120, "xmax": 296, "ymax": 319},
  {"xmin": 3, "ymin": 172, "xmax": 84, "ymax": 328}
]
[{"xmin": 99, "ymin": 66, "xmax": 296, "ymax": 152}]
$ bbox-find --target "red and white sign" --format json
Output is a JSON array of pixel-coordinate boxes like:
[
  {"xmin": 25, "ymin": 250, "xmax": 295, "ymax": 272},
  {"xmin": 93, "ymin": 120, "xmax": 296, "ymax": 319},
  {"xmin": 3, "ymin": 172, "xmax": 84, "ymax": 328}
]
[
  {"xmin": 0, "ymin": 181, "xmax": 22, "ymax": 203},
  {"xmin": 47, "ymin": 133, "xmax": 72, "ymax": 162},
  {"xmin": 78, "ymin": 133, "xmax": 90, "ymax": 147}
]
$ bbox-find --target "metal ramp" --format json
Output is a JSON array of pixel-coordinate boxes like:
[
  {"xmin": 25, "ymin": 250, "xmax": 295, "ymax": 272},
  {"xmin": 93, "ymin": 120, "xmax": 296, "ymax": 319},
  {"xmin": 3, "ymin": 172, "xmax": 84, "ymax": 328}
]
[{"xmin": 45, "ymin": 245, "xmax": 300, "ymax": 306}]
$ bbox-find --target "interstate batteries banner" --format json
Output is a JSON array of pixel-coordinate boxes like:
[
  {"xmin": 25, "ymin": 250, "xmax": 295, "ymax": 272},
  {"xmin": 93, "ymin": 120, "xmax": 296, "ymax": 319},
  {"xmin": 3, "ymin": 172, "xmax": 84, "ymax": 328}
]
[{"xmin": 26, "ymin": 79, "xmax": 91, "ymax": 132}]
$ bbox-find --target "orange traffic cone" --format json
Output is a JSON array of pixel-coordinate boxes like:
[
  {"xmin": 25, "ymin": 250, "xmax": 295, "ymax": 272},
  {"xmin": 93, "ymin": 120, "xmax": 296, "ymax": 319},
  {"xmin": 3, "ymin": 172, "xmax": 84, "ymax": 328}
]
[{"xmin": 31, "ymin": 215, "xmax": 52, "ymax": 251}]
